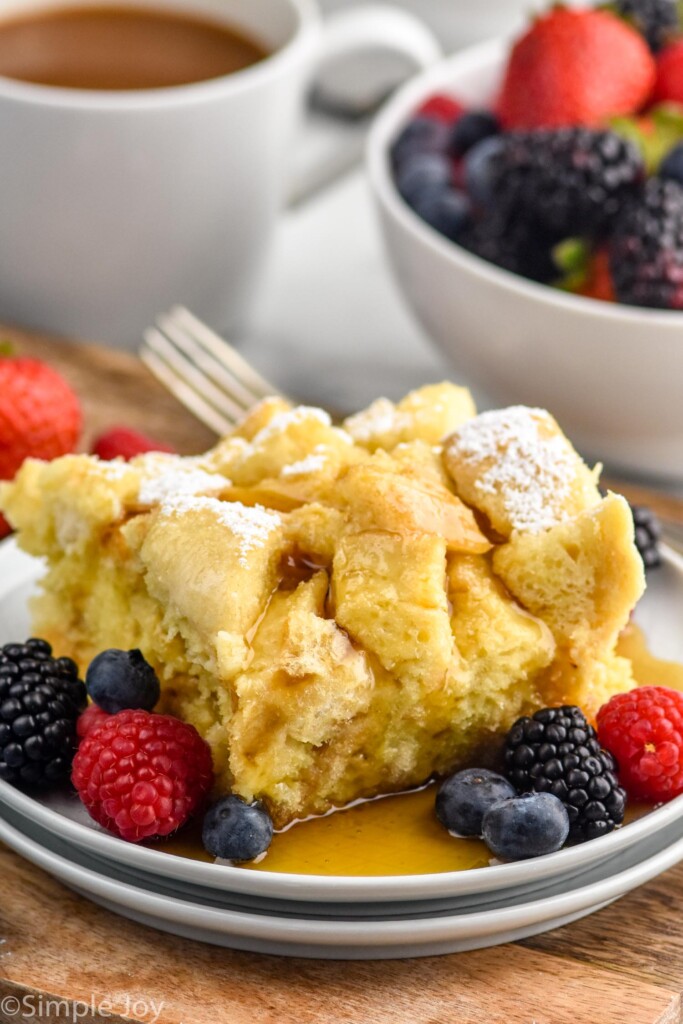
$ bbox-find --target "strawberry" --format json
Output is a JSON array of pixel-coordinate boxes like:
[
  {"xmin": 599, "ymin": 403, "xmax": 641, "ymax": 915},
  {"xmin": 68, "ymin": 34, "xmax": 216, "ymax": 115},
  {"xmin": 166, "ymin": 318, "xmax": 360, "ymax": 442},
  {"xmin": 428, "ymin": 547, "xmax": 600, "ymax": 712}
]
[
  {"xmin": 654, "ymin": 41, "xmax": 683, "ymax": 104},
  {"xmin": 0, "ymin": 357, "xmax": 82, "ymax": 480},
  {"xmin": 0, "ymin": 513, "xmax": 11, "ymax": 541},
  {"xmin": 92, "ymin": 427, "xmax": 175, "ymax": 461},
  {"xmin": 498, "ymin": 7, "xmax": 656, "ymax": 130}
]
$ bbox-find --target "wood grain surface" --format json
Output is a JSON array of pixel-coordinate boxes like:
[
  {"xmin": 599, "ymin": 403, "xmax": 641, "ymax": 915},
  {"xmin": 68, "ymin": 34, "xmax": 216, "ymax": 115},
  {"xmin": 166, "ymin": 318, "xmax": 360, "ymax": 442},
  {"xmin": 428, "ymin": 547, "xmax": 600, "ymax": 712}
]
[{"xmin": 0, "ymin": 322, "xmax": 682, "ymax": 1024}]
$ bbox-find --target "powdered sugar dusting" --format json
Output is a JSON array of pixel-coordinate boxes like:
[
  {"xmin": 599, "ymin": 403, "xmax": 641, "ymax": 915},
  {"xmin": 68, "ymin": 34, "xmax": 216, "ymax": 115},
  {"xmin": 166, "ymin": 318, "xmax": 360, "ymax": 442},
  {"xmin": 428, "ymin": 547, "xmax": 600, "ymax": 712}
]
[
  {"xmin": 344, "ymin": 398, "xmax": 401, "ymax": 443},
  {"xmin": 160, "ymin": 496, "xmax": 279, "ymax": 566},
  {"xmin": 252, "ymin": 406, "xmax": 331, "ymax": 445},
  {"xmin": 446, "ymin": 406, "xmax": 575, "ymax": 533},
  {"xmin": 281, "ymin": 452, "xmax": 328, "ymax": 478},
  {"xmin": 94, "ymin": 459, "xmax": 133, "ymax": 479},
  {"xmin": 138, "ymin": 465, "xmax": 231, "ymax": 505}
]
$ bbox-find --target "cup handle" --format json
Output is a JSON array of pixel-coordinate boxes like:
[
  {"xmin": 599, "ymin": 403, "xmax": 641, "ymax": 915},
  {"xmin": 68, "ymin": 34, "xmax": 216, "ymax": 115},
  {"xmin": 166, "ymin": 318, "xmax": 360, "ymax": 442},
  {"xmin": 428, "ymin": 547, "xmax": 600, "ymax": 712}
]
[{"xmin": 289, "ymin": 5, "xmax": 441, "ymax": 203}]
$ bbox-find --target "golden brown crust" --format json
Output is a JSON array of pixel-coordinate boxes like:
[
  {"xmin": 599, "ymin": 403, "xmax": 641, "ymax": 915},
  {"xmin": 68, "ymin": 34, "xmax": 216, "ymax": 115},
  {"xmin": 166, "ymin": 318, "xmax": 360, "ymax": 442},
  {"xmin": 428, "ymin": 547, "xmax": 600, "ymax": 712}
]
[{"xmin": 0, "ymin": 385, "xmax": 645, "ymax": 825}]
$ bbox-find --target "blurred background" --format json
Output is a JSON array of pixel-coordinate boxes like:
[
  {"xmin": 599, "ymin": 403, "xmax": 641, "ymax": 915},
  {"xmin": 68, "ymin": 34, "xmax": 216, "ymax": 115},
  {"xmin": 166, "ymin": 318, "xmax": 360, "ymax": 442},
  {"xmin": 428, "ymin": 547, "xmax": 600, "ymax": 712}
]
[{"xmin": 319, "ymin": 0, "xmax": 580, "ymax": 51}]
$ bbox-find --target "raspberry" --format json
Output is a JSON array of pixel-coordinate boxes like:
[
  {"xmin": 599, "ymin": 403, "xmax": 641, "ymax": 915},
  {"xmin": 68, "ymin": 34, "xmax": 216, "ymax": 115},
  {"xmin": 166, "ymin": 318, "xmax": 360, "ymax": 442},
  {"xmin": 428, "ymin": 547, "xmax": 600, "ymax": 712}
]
[
  {"xmin": 92, "ymin": 427, "xmax": 175, "ymax": 461},
  {"xmin": 597, "ymin": 687, "xmax": 683, "ymax": 802},
  {"xmin": 417, "ymin": 94, "xmax": 465, "ymax": 123},
  {"xmin": 76, "ymin": 704, "xmax": 110, "ymax": 739},
  {"xmin": 0, "ymin": 513, "xmax": 11, "ymax": 541},
  {"xmin": 654, "ymin": 39, "xmax": 683, "ymax": 102},
  {"xmin": 72, "ymin": 709, "xmax": 213, "ymax": 842}
]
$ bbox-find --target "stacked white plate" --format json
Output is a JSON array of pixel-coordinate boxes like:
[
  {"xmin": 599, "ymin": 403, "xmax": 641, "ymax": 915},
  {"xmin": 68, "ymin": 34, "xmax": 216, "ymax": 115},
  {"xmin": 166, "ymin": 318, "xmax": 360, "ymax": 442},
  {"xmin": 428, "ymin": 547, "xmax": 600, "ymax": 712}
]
[{"xmin": 2, "ymin": 539, "xmax": 683, "ymax": 959}]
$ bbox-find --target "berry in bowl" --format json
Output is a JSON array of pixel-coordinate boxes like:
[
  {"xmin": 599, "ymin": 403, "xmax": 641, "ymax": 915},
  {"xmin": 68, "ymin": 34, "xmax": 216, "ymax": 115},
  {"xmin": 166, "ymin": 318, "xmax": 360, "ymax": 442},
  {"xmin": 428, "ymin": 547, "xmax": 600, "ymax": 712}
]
[{"xmin": 367, "ymin": 1, "xmax": 683, "ymax": 480}]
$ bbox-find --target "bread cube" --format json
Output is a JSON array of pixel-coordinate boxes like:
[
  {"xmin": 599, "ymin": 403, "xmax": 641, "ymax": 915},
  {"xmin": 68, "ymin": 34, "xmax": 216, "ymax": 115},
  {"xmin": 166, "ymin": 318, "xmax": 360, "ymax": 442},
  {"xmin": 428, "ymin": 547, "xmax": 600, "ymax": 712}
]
[
  {"xmin": 443, "ymin": 406, "xmax": 601, "ymax": 537},
  {"xmin": 344, "ymin": 382, "xmax": 476, "ymax": 452}
]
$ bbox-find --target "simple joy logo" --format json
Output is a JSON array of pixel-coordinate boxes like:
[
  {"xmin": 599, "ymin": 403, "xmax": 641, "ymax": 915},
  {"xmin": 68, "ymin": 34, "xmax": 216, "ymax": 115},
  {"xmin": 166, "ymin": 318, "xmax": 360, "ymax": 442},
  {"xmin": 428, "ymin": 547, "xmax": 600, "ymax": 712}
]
[{"xmin": 0, "ymin": 993, "xmax": 165, "ymax": 1022}]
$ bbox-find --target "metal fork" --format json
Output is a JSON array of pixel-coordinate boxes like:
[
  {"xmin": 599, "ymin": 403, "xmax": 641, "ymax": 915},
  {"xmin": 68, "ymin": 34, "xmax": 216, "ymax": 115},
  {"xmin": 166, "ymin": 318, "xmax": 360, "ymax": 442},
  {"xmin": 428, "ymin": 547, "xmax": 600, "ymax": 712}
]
[{"xmin": 140, "ymin": 306, "xmax": 283, "ymax": 436}]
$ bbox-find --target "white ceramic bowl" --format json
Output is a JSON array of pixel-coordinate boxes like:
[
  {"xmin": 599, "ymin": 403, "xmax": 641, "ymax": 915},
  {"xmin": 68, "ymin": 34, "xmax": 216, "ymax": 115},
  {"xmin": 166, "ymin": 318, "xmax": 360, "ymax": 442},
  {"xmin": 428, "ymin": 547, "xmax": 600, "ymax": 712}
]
[
  {"xmin": 367, "ymin": 38, "xmax": 683, "ymax": 481},
  {"xmin": 319, "ymin": 0, "xmax": 583, "ymax": 53}
]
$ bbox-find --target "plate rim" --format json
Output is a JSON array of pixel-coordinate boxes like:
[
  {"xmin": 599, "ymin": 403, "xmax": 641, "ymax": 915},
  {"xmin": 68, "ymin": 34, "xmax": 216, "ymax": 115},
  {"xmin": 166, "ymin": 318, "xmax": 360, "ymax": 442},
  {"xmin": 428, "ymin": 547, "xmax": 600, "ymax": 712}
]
[
  {"xmin": 1, "ymin": 805, "xmax": 683, "ymax": 948},
  {"xmin": 2, "ymin": 537, "xmax": 683, "ymax": 903},
  {"xmin": 3, "ymin": 797, "xmax": 638, "ymax": 918}
]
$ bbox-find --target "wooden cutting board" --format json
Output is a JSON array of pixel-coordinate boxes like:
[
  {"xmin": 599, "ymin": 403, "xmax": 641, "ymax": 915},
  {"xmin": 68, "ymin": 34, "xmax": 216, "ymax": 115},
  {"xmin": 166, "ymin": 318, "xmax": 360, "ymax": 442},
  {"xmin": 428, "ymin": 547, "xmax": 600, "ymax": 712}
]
[{"xmin": 0, "ymin": 323, "xmax": 682, "ymax": 1024}]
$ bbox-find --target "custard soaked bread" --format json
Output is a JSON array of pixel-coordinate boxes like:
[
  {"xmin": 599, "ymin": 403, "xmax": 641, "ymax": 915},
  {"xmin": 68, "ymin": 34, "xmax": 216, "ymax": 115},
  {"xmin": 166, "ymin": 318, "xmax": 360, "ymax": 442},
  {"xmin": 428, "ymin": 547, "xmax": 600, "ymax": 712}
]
[{"xmin": 0, "ymin": 385, "xmax": 645, "ymax": 827}]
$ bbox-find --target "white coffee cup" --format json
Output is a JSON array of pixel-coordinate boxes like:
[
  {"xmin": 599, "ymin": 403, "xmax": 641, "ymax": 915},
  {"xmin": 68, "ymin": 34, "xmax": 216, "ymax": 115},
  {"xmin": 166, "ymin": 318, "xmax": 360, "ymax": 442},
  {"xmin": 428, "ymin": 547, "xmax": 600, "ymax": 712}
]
[{"xmin": 0, "ymin": 0, "xmax": 438, "ymax": 346}]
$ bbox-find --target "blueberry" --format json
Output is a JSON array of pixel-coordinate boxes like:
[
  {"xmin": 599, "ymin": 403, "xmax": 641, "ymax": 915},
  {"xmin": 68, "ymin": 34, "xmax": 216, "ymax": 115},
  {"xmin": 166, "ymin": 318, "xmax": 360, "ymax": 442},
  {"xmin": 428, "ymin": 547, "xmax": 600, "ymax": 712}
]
[
  {"xmin": 85, "ymin": 648, "xmax": 160, "ymax": 714},
  {"xmin": 464, "ymin": 135, "xmax": 505, "ymax": 207},
  {"xmin": 436, "ymin": 768, "xmax": 516, "ymax": 836},
  {"xmin": 396, "ymin": 153, "xmax": 452, "ymax": 206},
  {"xmin": 482, "ymin": 792, "xmax": 570, "ymax": 861},
  {"xmin": 202, "ymin": 795, "xmax": 274, "ymax": 862},
  {"xmin": 660, "ymin": 142, "xmax": 683, "ymax": 187},
  {"xmin": 390, "ymin": 116, "xmax": 450, "ymax": 168},
  {"xmin": 413, "ymin": 187, "xmax": 472, "ymax": 240},
  {"xmin": 448, "ymin": 111, "xmax": 499, "ymax": 158}
]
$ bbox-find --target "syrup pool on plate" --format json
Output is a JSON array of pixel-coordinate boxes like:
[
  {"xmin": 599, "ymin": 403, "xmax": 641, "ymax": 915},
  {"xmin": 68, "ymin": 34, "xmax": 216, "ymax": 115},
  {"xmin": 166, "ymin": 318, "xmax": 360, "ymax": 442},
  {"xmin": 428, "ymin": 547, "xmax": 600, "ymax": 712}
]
[
  {"xmin": 616, "ymin": 622, "xmax": 683, "ymax": 690},
  {"xmin": 153, "ymin": 785, "xmax": 492, "ymax": 875},
  {"xmin": 149, "ymin": 626, "xmax": 682, "ymax": 875}
]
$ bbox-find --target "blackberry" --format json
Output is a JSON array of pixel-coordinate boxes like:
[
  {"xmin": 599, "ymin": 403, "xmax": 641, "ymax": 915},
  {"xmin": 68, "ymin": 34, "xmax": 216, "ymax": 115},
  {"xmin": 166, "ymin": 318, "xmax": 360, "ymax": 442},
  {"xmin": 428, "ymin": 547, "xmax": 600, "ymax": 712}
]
[
  {"xmin": 609, "ymin": 177, "xmax": 683, "ymax": 310},
  {"xmin": 458, "ymin": 207, "xmax": 559, "ymax": 283},
  {"xmin": 0, "ymin": 638, "xmax": 86, "ymax": 787},
  {"xmin": 632, "ymin": 505, "xmax": 662, "ymax": 570},
  {"xmin": 615, "ymin": 0, "xmax": 679, "ymax": 51},
  {"xmin": 503, "ymin": 706, "xmax": 627, "ymax": 842},
  {"xmin": 488, "ymin": 128, "xmax": 644, "ymax": 236}
]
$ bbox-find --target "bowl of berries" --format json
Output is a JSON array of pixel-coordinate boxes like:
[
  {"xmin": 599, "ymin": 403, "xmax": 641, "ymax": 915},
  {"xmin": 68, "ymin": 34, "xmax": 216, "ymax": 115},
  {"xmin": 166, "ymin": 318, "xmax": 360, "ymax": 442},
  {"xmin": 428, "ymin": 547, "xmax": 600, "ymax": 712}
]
[{"xmin": 367, "ymin": 1, "xmax": 683, "ymax": 480}]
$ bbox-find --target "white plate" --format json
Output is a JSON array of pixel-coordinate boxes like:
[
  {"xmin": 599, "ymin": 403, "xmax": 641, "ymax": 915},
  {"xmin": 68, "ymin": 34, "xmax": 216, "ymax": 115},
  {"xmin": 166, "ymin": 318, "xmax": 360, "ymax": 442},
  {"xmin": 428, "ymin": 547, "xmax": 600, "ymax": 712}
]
[
  {"xmin": 2, "ymin": 538, "xmax": 683, "ymax": 907},
  {"xmin": 0, "ymin": 799, "xmax": 625, "ymax": 918},
  {"xmin": 2, "ymin": 803, "xmax": 683, "ymax": 958}
]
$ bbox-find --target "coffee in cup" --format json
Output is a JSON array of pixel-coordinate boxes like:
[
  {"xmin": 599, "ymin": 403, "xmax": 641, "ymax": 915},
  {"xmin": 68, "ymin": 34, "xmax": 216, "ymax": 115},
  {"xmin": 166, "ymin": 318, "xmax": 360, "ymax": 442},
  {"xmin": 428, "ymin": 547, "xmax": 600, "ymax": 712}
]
[
  {"xmin": 0, "ymin": 0, "xmax": 438, "ymax": 347},
  {"xmin": 0, "ymin": 5, "xmax": 268, "ymax": 90}
]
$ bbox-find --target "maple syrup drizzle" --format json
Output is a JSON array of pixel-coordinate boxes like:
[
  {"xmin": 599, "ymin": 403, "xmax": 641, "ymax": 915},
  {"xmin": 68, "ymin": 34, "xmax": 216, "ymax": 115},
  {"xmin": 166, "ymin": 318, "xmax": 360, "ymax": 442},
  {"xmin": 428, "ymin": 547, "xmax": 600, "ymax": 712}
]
[
  {"xmin": 149, "ymin": 625, "xmax": 680, "ymax": 875},
  {"xmin": 616, "ymin": 622, "xmax": 683, "ymax": 691}
]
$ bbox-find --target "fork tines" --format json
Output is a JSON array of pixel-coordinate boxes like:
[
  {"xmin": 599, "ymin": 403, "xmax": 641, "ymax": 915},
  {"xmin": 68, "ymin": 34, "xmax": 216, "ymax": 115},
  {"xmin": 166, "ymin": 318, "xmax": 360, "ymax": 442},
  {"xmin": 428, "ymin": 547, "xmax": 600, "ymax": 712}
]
[{"xmin": 140, "ymin": 305, "xmax": 282, "ymax": 435}]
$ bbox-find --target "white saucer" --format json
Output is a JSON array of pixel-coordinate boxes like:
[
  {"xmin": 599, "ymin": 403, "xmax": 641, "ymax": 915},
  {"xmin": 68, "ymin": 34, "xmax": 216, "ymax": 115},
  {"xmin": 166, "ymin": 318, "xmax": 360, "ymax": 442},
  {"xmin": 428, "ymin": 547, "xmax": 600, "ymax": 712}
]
[
  {"xmin": 1, "ymin": 538, "xmax": 683, "ymax": 935},
  {"xmin": 2, "ymin": 802, "xmax": 683, "ymax": 958}
]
